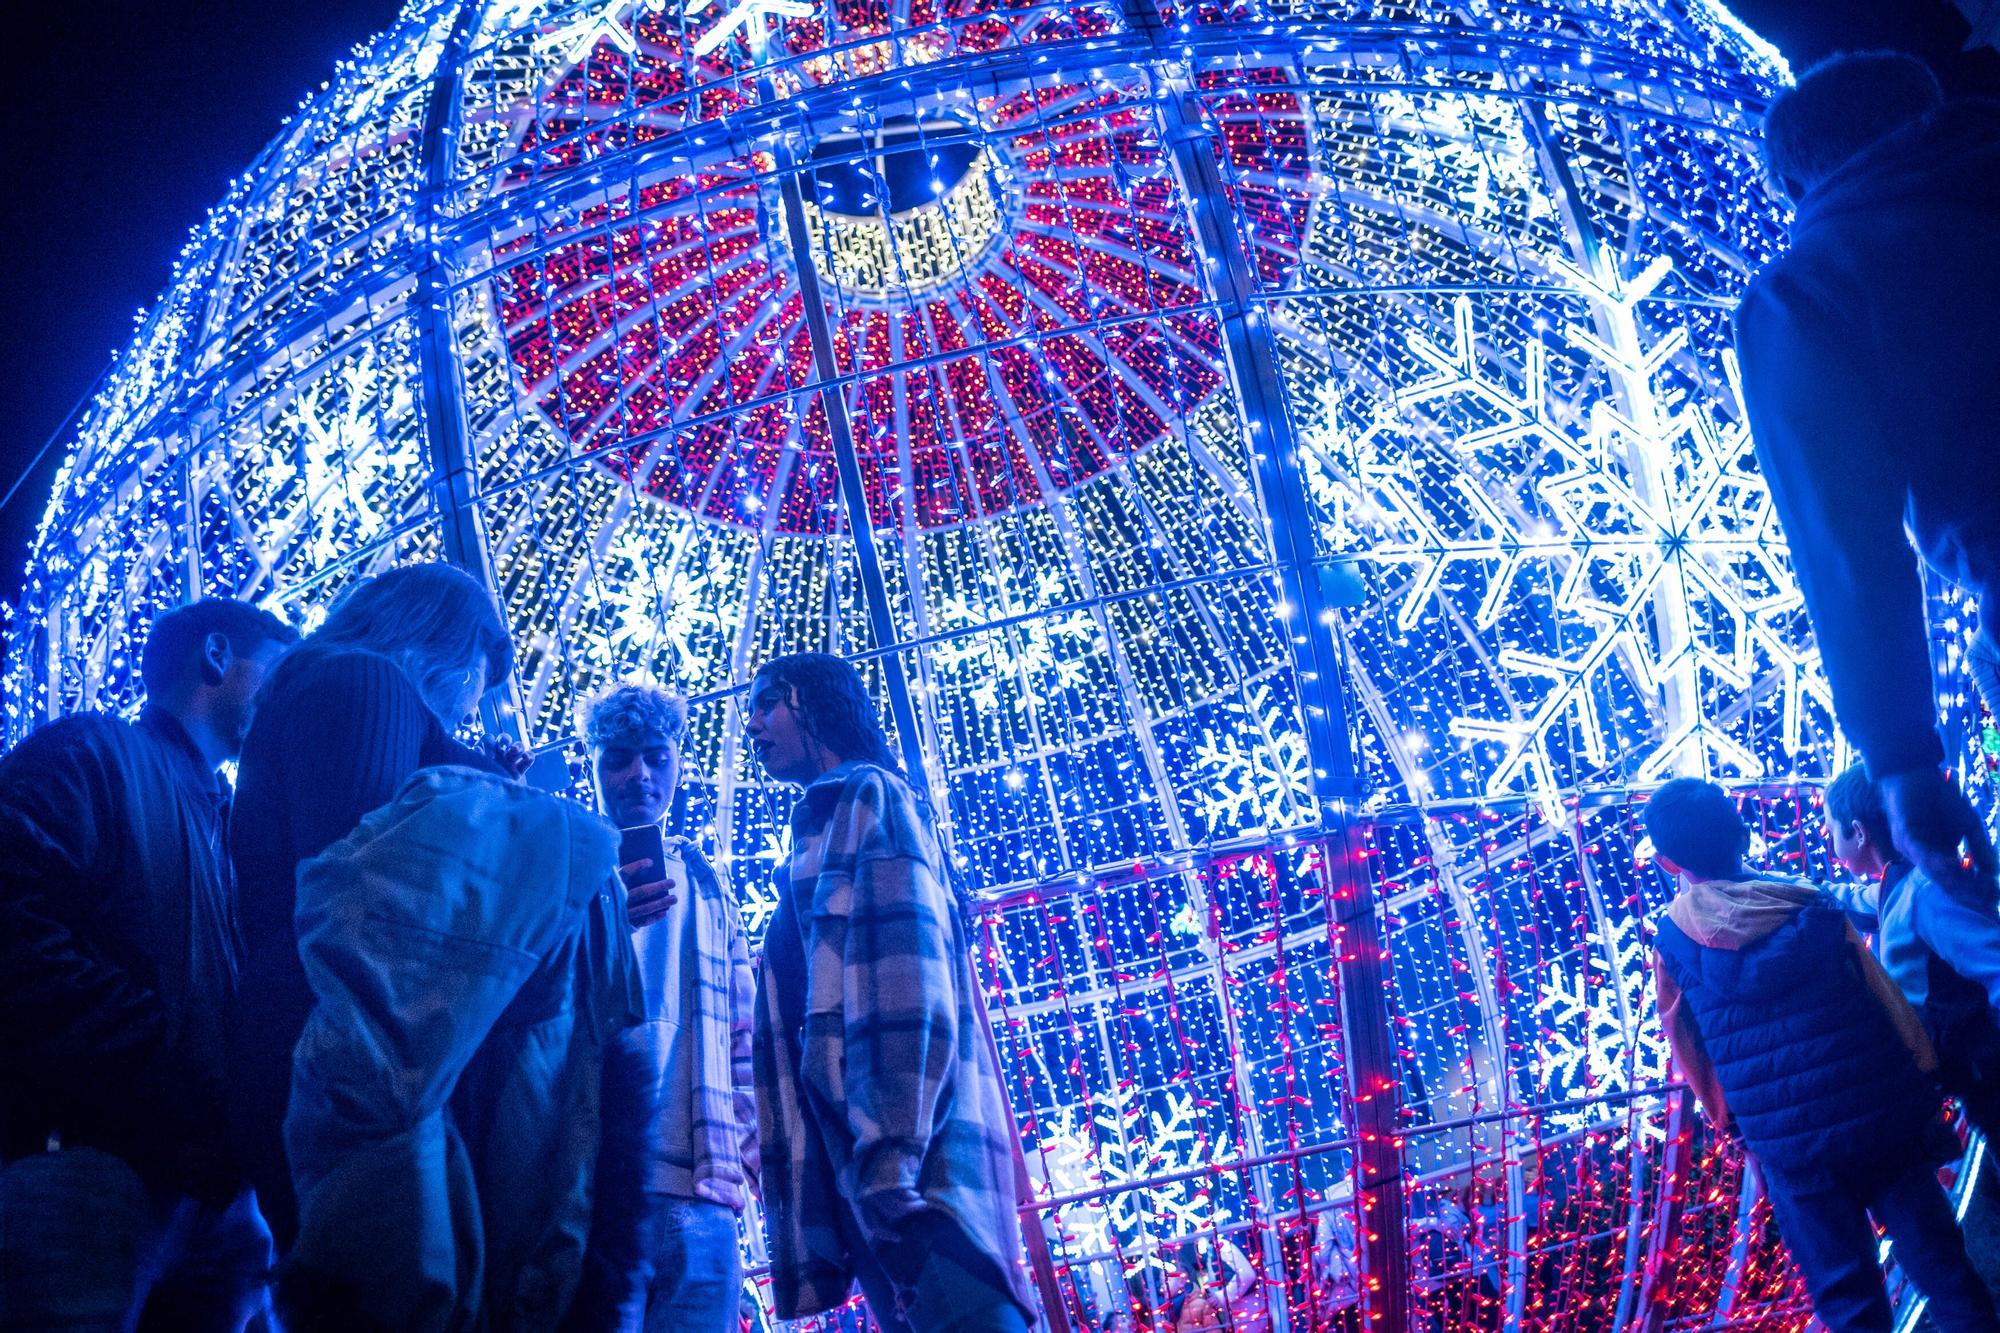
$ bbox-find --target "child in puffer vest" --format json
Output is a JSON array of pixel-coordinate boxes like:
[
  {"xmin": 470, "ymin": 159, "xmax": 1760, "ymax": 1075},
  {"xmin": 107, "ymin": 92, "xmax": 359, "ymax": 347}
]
[{"xmin": 1645, "ymin": 778, "xmax": 1997, "ymax": 1333}]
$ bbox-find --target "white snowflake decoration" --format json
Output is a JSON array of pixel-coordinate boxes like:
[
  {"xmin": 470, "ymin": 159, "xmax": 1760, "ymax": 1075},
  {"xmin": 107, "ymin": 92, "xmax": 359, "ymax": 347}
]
[
  {"xmin": 1528, "ymin": 917, "xmax": 1668, "ymax": 1135},
  {"xmin": 1030, "ymin": 1084, "xmax": 1229, "ymax": 1268}
]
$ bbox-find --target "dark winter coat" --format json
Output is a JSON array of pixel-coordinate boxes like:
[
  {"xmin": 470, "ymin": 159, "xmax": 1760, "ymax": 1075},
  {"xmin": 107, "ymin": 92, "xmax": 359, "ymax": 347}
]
[
  {"xmin": 1735, "ymin": 99, "xmax": 2000, "ymax": 780},
  {"xmin": 0, "ymin": 708, "xmax": 239, "ymax": 1199}
]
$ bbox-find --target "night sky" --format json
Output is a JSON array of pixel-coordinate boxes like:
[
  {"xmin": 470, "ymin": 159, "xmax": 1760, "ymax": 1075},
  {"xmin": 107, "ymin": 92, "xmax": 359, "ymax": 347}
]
[
  {"xmin": 0, "ymin": 0, "xmax": 1993, "ymax": 629},
  {"xmin": 1, "ymin": 0, "xmax": 403, "ymax": 617}
]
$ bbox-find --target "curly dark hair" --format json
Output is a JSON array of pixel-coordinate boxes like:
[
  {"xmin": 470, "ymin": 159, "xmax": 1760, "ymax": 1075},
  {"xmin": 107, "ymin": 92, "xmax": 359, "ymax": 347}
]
[
  {"xmin": 583, "ymin": 682, "xmax": 688, "ymax": 750},
  {"xmin": 751, "ymin": 652, "xmax": 902, "ymax": 775}
]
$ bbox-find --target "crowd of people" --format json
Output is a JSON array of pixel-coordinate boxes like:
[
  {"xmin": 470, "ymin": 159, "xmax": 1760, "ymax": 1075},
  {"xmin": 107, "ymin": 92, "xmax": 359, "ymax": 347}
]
[
  {"xmin": 0, "ymin": 43, "xmax": 1997, "ymax": 1333},
  {"xmin": 0, "ymin": 565, "xmax": 1033, "ymax": 1331}
]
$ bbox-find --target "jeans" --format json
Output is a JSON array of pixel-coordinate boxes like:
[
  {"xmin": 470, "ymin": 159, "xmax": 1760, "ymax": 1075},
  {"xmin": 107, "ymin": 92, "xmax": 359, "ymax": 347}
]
[
  {"xmin": 1764, "ymin": 1154, "xmax": 1999, "ymax": 1333},
  {"xmin": 0, "ymin": 1146, "xmax": 274, "ymax": 1332},
  {"xmin": 644, "ymin": 1196, "xmax": 742, "ymax": 1333},
  {"xmin": 840, "ymin": 1205, "xmax": 1033, "ymax": 1333}
]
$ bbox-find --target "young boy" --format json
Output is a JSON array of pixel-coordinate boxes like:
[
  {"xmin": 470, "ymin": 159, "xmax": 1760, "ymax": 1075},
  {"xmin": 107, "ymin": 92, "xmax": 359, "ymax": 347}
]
[
  {"xmin": 1645, "ymin": 778, "xmax": 1996, "ymax": 1332},
  {"xmin": 1826, "ymin": 763, "xmax": 2000, "ymax": 1144}
]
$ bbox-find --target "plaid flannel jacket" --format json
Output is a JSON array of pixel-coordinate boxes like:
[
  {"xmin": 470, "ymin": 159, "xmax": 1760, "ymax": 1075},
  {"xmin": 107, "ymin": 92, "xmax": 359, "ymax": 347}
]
[
  {"xmin": 628, "ymin": 840, "xmax": 758, "ymax": 1210},
  {"xmin": 752, "ymin": 761, "xmax": 1034, "ymax": 1320}
]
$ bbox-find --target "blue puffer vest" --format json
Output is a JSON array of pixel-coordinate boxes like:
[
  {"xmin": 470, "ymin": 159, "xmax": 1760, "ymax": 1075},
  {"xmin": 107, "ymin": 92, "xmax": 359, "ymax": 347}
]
[{"xmin": 1653, "ymin": 901, "xmax": 1936, "ymax": 1179}]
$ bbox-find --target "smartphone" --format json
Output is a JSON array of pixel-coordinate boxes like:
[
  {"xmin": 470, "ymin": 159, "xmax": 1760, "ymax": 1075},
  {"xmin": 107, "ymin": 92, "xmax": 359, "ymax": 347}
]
[{"xmin": 619, "ymin": 824, "xmax": 667, "ymax": 880}]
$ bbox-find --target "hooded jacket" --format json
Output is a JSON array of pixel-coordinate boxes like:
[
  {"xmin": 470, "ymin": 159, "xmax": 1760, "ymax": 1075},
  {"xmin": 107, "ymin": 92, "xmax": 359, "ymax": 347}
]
[
  {"xmin": 281, "ymin": 766, "xmax": 652, "ymax": 1331},
  {"xmin": 1734, "ymin": 100, "xmax": 2000, "ymax": 781},
  {"xmin": 1651, "ymin": 875, "xmax": 1938, "ymax": 1179}
]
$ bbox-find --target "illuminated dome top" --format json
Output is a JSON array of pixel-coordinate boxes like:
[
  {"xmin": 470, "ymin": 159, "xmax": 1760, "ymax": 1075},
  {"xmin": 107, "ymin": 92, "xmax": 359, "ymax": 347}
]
[
  {"xmin": 20, "ymin": 2, "xmax": 1951, "ymax": 1327},
  {"xmin": 9, "ymin": 0, "xmax": 1802, "ymax": 849}
]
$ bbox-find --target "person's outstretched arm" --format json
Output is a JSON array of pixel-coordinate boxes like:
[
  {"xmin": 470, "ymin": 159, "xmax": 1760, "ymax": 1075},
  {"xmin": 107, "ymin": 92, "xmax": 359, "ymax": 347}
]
[
  {"xmin": 1737, "ymin": 276, "xmax": 1995, "ymax": 887},
  {"xmin": 1736, "ymin": 275, "xmax": 1937, "ymax": 780},
  {"xmin": 1820, "ymin": 877, "xmax": 1879, "ymax": 935}
]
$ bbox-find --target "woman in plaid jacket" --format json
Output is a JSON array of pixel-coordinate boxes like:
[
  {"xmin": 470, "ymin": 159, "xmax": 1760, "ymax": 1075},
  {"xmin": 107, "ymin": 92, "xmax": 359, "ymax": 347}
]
[{"xmin": 745, "ymin": 653, "xmax": 1034, "ymax": 1332}]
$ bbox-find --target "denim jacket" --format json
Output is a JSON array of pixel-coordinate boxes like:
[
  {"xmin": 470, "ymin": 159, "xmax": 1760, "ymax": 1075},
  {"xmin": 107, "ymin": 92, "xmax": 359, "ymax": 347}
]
[{"xmin": 283, "ymin": 767, "xmax": 652, "ymax": 1331}]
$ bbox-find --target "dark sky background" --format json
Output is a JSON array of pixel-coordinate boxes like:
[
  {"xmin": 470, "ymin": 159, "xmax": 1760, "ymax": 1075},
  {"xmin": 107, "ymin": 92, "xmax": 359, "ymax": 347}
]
[
  {"xmin": 0, "ymin": 0, "xmax": 404, "ymax": 613},
  {"xmin": 1, "ymin": 0, "xmax": 1994, "ymax": 623}
]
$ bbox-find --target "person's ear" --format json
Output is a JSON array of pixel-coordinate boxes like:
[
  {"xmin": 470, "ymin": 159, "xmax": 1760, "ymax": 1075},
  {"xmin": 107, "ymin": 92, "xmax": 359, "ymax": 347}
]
[
  {"xmin": 1654, "ymin": 852, "xmax": 1684, "ymax": 879},
  {"xmin": 200, "ymin": 632, "xmax": 233, "ymax": 688}
]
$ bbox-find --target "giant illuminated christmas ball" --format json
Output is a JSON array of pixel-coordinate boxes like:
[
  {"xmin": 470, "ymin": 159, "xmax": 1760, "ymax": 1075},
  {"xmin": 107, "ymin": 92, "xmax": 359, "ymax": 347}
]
[{"xmin": 17, "ymin": 0, "xmax": 1991, "ymax": 1327}]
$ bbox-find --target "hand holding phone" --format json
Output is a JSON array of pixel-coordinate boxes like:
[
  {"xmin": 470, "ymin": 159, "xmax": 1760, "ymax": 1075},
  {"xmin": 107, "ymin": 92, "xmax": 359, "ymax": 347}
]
[
  {"xmin": 618, "ymin": 824, "xmax": 680, "ymax": 928},
  {"xmin": 485, "ymin": 735, "xmax": 534, "ymax": 780}
]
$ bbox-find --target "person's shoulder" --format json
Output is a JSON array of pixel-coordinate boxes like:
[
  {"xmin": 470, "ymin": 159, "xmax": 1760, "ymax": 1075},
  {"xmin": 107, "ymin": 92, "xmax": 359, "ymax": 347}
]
[
  {"xmin": 812, "ymin": 763, "xmax": 944, "ymax": 867},
  {"xmin": 1778, "ymin": 896, "xmax": 1863, "ymax": 950},
  {"xmin": 1642, "ymin": 901, "xmax": 1675, "ymax": 941},
  {"xmin": 823, "ymin": 760, "xmax": 923, "ymax": 809},
  {"xmin": 829, "ymin": 763, "xmax": 933, "ymax": 828},
  {"xmin": 19, "ymin": 711, "xmax": 132, "ymax": 744},
  {"xmin": 0, "ymin": 711, "xmax": 136, "ymax": 772},
  {"xmin": 1735, "ymin": 248, "xmax": 1827, "ymax": 332},
  {"xmin": 1648, "ymin": 906, "xmax": 1692, "ymax": 955},
  {"xmin": 0, "ymin": 714, "xmax": 152, "ymax": 824}
]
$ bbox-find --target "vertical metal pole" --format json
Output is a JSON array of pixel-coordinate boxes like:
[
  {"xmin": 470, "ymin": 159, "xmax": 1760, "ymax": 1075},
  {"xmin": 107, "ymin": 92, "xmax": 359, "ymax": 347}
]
[
  {"xmin": 1139, "ymin": 27, "xmax": 1408, "ymax": 1329},
  {"xmin": 1633, "ymin": 1088, "xmax": 1693, "ymax": 1333},
  {"xmin": 413, "ymin": 0, "xmax": 492, "ymax": 583},
  {"xmin": 772, "ymin": 156, "xmax": 929, "ymax": 783},
  {"xmin": 411, "ymin": 0, "xmax": 522, "ymax": 743}
]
